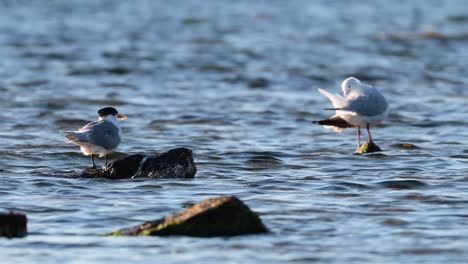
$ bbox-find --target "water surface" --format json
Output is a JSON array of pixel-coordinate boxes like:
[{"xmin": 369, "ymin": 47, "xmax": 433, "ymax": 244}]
[{"xmin": 1, "ymin": 0, "xmax": 468, "ymax": 263}]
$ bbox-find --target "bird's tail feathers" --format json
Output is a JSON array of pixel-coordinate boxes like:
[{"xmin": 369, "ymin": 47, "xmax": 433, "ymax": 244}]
[
  {"xmin": 313, "ymin": 115, "xmax": 353, "ymax": 130},
  {"xmin": 64, "ymin": 132, "xmax": 88, "ymax": 143},
  {"xmin": 65, "ymin": 134, "xmax": 78, "ymax": 141},
  {"xmin": 318, "ymin": 88, "xmax": 345, "ymax": 108}
]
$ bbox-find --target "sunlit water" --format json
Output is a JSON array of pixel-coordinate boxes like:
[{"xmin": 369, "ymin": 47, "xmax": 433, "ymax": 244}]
[{"xmin": 1, "ymin": 0, "xmax": 468, "ymax": 263}]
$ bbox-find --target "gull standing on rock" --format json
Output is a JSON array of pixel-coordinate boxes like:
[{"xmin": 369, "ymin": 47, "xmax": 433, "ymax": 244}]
[
  {"xmin": 65, "ymin": 107, "xmax": 127, "ymax": 167},
  {"xmin": 313, "ymin": 77, "xmax": 389, "ymax": 151}
]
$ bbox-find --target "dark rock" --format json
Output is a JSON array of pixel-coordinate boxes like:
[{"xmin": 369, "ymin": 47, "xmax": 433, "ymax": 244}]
[
  {"xmin": 106, "ymin": 67, "xmax": 131, "ymax": 75},
  {"xmin": 377, "ymin": 180, "xmax": 427, "ymax": 190},
  {"xmin": 248, "ymin": 77, "xmax": 270, "ymax": 89},
  {"xmin": 80, "ymin": 148, "xmax": 196, "ymax": 179},
  {"xmin": 138, "ymin": 148, "xmax": 197, "ymax": 179},
  {"xmin": 110, "ymin": 196, "xmax": 268, "ymax": 237},
  {"xmin": 355, "ymin": 141, "xmax": 382, "ymax": 153},
  {"xmin": 390, "ymin": 143, "xmax": 420, "ymax": 149},
  {"xmin": 381, "ymin": 218, "xmax": 409, "ymax": 226},
  {"xmin": 0, "ymin": 212, "xmax": 27, "ymax": 238},
  {"xmin": 80, "ymin": 154, "xmax": 144, "ymax": 179}
]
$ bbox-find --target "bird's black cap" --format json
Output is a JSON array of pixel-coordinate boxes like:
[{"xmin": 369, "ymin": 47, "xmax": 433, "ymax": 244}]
[{"xmin": 98, "ymin": 107, "xmax": 118, "ymax": 117}]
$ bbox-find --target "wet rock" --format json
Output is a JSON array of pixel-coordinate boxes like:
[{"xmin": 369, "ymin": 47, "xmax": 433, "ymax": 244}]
[
  {"xmin": 355, "ymin": 142, "xmax": 382, "ymax": 153},
  {"xmin": 381, "ymin": 218, "xmax": 409, "ymax": 226},
  {"xmin": 110, "ymin": 196, "xmax": 268, "ymax": 237},
  {"xmin": 390, "ymin": 143, "xmax": 420, "ymax": 149},
  {"xmin": 106, "ymin": 67, "xmax": 131, "ymax": 75},
  {"xmin": 248, "ymin": 77, "xmax": 270, "ymax": 88},
  {"xmin": 80, "ymin": 148, "xmax": 196, "ymax": 179},
  {"xmin": 0, "ymin": 212, "xmax": 27, "ymax": 238},
  {"xmin": 377, "ymin": 180, "xmax": 427, "ymax": 190}
]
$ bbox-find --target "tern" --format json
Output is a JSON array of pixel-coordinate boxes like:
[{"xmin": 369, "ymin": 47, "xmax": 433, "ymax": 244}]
[{"xmin": 65, "ymin": 107, "xmax": 127, "ymax": 167}]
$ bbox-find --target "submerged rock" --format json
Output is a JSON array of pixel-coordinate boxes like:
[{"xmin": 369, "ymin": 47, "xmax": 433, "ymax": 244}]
[
  {"xmin": 0, "ymin": 212, "xmax": 27, "ymax": 238},
  {"xmin": 79, "ymin": 148, "xmax": 196, "ymax": 179},
  {"xmin": 248, "ymin": 77, "xmax": 270, "ymax": 89},
  {"xmin": 377, "ymin": 180, "xmax": 427, "ymax": 190},
  {"xmin": 390, "ymin": 143, "xmax": 420, "ymax": 149},
  {"xmin": 110, "ymin": 196, "xmax": 268, "ymax": 237},
  {"xmin": 355, "ymin": 142, "xmax": 382, "ymax": 154}
]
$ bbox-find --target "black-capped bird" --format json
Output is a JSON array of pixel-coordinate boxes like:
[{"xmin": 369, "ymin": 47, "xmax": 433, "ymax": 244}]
[{"xmin": 65, "ymin": 107, "xmax": 127, "ymax": 167}]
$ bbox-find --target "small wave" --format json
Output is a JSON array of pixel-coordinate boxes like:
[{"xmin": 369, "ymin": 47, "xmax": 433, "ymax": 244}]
[
  {"xmin": 322, "ymin": 192, "xmax": 361, "ymax": 198},
  {"xmin": 13, "ymin": 79, "xmax": 49, "ymax": 87},
  {"xmin": 246, "ymin": 155, "xmax": 283, "ymax": 165},
  {"xmin": 68, "ymin": 66, "xmax": 132, "ymax": 76},
  {"xmin": 334, "ymin": 181, "xmax": 372, "ymax": 190},
  {"xmin": 372, "ymin": 29, "xmax": 468, "ymax": 42},
  {"xmin": 411, "ymin": 120, "xmax": 467, "ymax": 128},
  {"xmin": 401, "ymin": 248, "xmax": 462, "ymax": 255}
]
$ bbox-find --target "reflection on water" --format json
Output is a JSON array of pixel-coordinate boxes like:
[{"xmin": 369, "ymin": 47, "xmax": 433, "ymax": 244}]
[{"xmin": 1, "ymin": 0, "xmax": 468, "ymax": 263}]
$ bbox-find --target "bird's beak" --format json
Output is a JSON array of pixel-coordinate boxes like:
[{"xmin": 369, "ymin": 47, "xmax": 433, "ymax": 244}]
[{"xmin": 117, "ymin": 114, "xmax": 128, "ymax": 120}]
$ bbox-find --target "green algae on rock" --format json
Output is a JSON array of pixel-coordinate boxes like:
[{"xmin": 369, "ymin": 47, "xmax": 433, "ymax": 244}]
[
  {"xmin": 355, "ymin": 142, "xmax": 382, "ymax": 154},
  {"xmin": 110, "ymin": 196, "xmax": 268, "ymax": 237},
  {"xmin": 390, "ymin": 143, "xmax": 420, "ymax": 149}
]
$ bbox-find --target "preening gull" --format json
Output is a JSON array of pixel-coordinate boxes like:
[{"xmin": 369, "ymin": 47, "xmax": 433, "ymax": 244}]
[{"xmin": 314, "ymin": 77, "xmax": 389, "ymax": 151}]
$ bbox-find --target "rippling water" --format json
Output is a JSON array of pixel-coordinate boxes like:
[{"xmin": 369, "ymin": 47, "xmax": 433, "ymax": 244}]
[{"xmin": 1, "ymin": 0, "xmax": 468, "ymax": 263}]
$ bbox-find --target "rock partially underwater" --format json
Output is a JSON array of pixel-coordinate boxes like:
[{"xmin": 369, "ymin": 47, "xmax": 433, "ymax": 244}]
[
  {"xmin": 79, "ymin": 148, "xmax": 196, "ymax": 179},
  {"xmin": 0, "ymin": 212, "xmax": 27, "ymax": 238},
  {"xmin": 110, "ymin": 196, "xmax": 268, "ymax": 237},
  {"xmin": 355, "ymin": 142, "xmax": 382, "ymax": 154}
]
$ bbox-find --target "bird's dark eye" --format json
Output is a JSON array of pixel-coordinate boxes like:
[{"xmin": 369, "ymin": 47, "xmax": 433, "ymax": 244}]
[{"xmin": 348, "ymin": 85, "xmax": 351, "ymax": 89}]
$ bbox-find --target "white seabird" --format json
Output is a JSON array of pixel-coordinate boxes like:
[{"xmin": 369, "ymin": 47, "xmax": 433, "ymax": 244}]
[
  {"xmin": 65, "ymin": 107, "xmax": 127, "ymax": 167},
  {"xmin": 314, "ymin": 77, "xmax": 389, "ymax": 150}
]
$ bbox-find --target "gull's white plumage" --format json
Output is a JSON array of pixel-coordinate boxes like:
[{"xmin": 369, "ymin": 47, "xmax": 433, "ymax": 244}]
[{"xmin": 314, "ymin": 77, "xmax": 389, "ymax": 149}]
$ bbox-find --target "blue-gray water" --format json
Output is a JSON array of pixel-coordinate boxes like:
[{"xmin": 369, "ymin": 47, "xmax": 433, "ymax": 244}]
[{"xmin": 1, "ymin": 0, "xmax": 468, "ymax": 263}]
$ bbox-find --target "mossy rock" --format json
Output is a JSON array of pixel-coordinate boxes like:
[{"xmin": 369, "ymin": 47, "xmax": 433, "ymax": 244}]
[
  {"xmin": 355, "ymin": 141, "xmax": 382, "ymax": 154},
  {"xmin": 0, "ymin": 212, "xmax": 27, "ymax": 238},
  {"xmin": 390, "ymin": 143, "xmax": 419, "ymax": 149},
  {"xmin": 109, "ymin": 196, "xmax": 268, "ymax": 237}
]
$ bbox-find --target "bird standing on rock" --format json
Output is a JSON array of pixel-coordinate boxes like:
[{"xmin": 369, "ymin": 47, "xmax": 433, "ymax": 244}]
[
  {"xmin": 314, "ymin": 77, "xmax": 389, "ymax": 151},
  {"xmin": 65, "ymin": 107, "xmax": 127, "ymax": 167}
]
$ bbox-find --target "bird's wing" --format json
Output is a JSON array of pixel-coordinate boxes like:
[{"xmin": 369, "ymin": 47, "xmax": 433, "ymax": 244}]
[
  {"xmin": 340, "ymin": 89, "xmax": 389, "ymax": 116},
  {"xmin": 65, "ymin": 121, "xmax": 121, "ymax": 150},
  {"xmin": 318, "ymin": 88, "xmax": 346, "ymax": 109},
  {"xmin": 64, "ymin": 120, "xmax": 104, "ymax": 144},
  {"xmin": 78, "ymin": 120, "xmax": 102, "ymax": 132}
]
